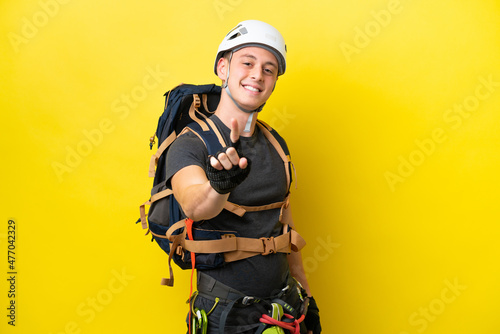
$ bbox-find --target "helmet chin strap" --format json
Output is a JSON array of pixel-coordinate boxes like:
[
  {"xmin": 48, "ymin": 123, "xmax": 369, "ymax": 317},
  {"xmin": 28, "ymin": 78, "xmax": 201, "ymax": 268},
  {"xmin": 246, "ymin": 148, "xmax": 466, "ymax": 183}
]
[{"xmin": 222, "ymin": 51, "xmax": 265, "ymax": 133}]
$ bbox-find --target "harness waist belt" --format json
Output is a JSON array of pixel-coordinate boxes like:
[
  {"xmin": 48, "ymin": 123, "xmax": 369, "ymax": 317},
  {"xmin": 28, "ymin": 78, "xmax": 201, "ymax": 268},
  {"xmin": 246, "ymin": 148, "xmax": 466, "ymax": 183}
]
[{"xmin": 197, "ymin": 271, "xmax": 248, "ymax": 304}]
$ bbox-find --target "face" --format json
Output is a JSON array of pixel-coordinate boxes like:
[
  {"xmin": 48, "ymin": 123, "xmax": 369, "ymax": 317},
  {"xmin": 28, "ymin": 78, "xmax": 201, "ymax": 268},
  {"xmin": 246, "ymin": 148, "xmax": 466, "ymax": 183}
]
[{"xmin": 217, "ymin": 46, "xmax": 279, "ymax": 111}]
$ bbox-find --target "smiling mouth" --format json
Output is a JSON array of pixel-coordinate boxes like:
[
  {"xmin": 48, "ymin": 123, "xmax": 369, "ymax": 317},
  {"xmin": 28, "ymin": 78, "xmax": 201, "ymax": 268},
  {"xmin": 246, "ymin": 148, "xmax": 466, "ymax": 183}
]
[{"xmin": 243, "ymin": 85, "xmax": 262, "ymax": 93}]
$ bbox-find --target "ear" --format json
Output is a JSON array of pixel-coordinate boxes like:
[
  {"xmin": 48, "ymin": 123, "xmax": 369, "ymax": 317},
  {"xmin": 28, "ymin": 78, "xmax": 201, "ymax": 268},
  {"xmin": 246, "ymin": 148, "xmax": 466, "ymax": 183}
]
[{"xmin": 216, "ymin": 57, "xmax": 228, "ymax": 81}]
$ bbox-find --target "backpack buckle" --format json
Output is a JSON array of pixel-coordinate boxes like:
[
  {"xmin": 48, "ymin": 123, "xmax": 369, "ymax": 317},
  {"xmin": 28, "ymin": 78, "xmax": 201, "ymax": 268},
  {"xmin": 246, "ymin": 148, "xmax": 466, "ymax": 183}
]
[
  {"xmin": 260, "ymin": 237, "xmax": 276, "ymax": 255},
  {"xmin": 193, "ymin": 94, "xmax": 201, "ymax": 108},
  {"xmin": 242, "ymin": 296, "xmax": 258, "ymax": 305}
]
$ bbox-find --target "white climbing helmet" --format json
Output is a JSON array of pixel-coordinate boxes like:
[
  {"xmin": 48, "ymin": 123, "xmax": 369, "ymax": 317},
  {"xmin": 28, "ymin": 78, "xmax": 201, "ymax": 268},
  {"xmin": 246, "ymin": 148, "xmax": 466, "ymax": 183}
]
[{"xmin": 214, "ymin": 20, "xmax": 287, "ymax": 76}]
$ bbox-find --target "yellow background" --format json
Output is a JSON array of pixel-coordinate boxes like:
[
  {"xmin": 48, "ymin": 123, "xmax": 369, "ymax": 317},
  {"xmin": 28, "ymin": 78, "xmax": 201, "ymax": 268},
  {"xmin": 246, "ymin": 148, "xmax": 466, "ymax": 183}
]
[{"xmin": 2, "ymin": 0, "xmax": 500, "ymax": 333}]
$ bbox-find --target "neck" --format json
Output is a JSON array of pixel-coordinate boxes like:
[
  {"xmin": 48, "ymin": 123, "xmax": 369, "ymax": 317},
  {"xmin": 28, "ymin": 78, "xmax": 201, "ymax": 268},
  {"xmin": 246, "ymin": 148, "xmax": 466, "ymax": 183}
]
[{"xmin": 215, "ymin": 93, "xmax": 257, "ymax": 137}]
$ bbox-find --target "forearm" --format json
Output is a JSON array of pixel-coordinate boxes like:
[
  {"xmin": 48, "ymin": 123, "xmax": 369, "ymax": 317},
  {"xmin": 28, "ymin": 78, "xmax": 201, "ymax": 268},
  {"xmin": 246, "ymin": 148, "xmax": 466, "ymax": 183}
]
[
  {"xmin": 172, "ymin": 165, "xmax": 229, "ymax": 221},
  {"xmin": 287, "ymin": 250, "xmax": 312, "ymax": 296},
  {"xmin": 282, "ymin": 202, "xmax": 311, "ymax": 295},
  {"xmin": 291, "ymin": 251, "xmax": 322, "ymax": 334}
]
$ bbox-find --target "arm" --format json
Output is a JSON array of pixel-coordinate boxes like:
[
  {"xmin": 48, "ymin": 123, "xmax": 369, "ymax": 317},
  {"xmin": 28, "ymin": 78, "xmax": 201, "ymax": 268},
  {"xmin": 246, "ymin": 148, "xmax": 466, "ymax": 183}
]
[
  {"xmin": 288, "ymin": 250, "xmax": 312, "ymax": 296},
  {"xmin": 283, "ymin": 203, "xmax": 312, "ymax": 296}
]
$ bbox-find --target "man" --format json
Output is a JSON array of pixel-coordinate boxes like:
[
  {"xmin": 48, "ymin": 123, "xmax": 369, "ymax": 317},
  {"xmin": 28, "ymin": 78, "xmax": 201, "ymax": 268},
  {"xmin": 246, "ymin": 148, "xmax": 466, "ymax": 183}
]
[{"xmin": 166, "ymin": 20, "xmax": 321, "ymax": 334}]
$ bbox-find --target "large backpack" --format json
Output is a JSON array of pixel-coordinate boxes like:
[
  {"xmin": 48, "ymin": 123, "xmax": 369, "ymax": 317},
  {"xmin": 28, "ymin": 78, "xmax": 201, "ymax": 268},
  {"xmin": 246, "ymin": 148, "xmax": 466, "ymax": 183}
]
[{"xmin": 138, "ymin": 83, "xmax": 305, "ymax": 286}]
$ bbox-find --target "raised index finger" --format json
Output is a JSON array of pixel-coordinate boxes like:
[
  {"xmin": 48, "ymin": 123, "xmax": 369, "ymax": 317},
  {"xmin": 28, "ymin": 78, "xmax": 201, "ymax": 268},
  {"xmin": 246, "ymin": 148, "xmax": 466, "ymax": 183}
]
[{"xmin": 229, "ymin": 118, "xmax": 240, "ymax": 147}]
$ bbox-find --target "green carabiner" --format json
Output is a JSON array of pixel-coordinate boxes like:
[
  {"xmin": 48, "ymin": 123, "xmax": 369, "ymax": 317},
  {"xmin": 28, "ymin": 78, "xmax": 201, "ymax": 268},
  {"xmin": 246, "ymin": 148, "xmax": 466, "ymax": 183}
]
[
  {"xmin": 190, "ymin": 292, "xmax": 216, "ymax": 334},
  {"xmin": 200, "ymin": 309, "xmax": 208, "ymax": 334},
  {"xmin": 192, "ymin": 308, "xmax": 200, "ymax": 334}
]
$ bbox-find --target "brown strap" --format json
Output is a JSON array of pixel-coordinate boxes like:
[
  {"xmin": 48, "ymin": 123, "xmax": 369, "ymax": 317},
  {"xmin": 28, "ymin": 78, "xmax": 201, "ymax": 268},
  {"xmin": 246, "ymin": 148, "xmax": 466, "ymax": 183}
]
[
  {"xmin": 139, "ymin": 200, "xmax": 151, "ymax": 229},
  {"xmin": 151, "ymin": 188, "xmax": 172, "ymax": 204},
  {"xmin": 202, "ymin": 93, "xmax": 216, "ymax": 114},
  {"xmin": 223, "ymin": 196, "xmax": 289, "ymax": 218},
  {"xmin": 239, "ymin": 201, "xmax": 287, "ymax": 213},
  {"xmin": 223, "ymin": 230, "xmax": 305, "ymax": 262},
  {"xmin": 155, "ymin": 219, "xmax": 306, "ymax": 286},
  {"xmin": 166, "ymin": 219, "xmax": 187, "ymax": 239},
  {"xmin": 160, "ymin": 233, "xmax": 183, "ymax": 286},
  {"xmin": 182, "ymin": 119, "xmax": 226, "ymax": 151},
  {"xmin": 181, "ymin": 229, "xmax": 305, "ymax": 260},
  {"xmin": 290, "ymin": 229, "xmax": 306, "ymax": 252},
  {"xmin": 205, "ymin": 117, "xmax": 226, "ymax": 147},
  {"xmin": 189, "ymin": 94, "xmax": 210, "ymax": 131},
  {"xmin": 156, "ymin": 219, "xmax": 306, "ymax": 256},
  {"xmin": 183, "ymin": 236, "xmax": 238, "ymax": 254},
  {"xmin": 138, "ymin": 189, "xmax": 173, "ymax": 229},
  {"xmin": 223, "ymin": 202, "xmax": 247, "ymax": 217},
  {"xmin": 147, "ymin": 219, "xmax": 186, "ymax": 243},
  {"xmin": 256, "ymin": 121, "xmax": 291, "ymax": 190},
  {"xmin": 149, "ymin": 131, "xmax": 177, "ymax": 177},
  {"xmin": 278, "ymin": 195, "xmax": 290, "ymax": 223},
  {"xmin": 291, "ymin": 160, "xmax": 298, "ymax": 189}
]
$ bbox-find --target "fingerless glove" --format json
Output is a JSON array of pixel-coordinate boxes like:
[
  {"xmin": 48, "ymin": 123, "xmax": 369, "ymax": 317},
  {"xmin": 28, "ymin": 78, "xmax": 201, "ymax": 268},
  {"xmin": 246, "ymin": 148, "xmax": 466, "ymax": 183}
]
[
  {"xmin": 206, "ymin": 141, "xmax": 251, "ymax": 194},
  {"xmin": 304, "ymin": 296, "xmax": 322, "ymax": 334}
]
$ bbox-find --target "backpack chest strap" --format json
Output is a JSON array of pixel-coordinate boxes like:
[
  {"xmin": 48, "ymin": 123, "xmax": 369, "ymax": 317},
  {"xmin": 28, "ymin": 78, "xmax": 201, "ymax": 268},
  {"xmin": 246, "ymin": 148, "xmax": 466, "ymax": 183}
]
[
  {"xmin": 180, "ymin": 225, "xmax": 306, "ymax": 262},
  {"xmin": 223, "ymin": 194, "xmax": 289, "ymax": 218},
  {"xmin": 150, "ymin": 219, "xmax": 306, "ymax": 286}
]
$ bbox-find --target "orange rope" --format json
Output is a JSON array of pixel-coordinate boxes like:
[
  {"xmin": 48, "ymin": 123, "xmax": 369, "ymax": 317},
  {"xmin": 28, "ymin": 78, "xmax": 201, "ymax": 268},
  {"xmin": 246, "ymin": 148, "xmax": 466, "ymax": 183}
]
[{"xmin": 185, "ymin": 218, "xmax": 196, "ymax": 334}]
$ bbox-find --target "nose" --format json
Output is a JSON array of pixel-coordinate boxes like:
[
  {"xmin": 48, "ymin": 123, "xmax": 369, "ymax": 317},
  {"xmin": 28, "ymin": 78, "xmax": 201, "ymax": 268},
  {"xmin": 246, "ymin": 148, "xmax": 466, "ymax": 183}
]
[{"xmin": 250, "ymin": 66, "xmax": 263, "ymax": 81}]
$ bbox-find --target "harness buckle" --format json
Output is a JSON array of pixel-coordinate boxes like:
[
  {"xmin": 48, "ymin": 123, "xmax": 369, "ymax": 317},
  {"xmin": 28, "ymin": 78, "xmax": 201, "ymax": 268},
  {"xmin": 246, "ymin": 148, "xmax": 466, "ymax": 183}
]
[{"xmin": 260, "ymin": 237, "xmax": 276, "ymax": 255}]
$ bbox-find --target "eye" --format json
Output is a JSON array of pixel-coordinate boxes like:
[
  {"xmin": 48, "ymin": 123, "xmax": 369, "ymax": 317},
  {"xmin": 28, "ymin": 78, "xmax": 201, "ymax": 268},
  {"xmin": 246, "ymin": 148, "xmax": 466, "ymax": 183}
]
[{"xmin": 264, "ymin": 68, "xmax": 274, "ymax": 75}]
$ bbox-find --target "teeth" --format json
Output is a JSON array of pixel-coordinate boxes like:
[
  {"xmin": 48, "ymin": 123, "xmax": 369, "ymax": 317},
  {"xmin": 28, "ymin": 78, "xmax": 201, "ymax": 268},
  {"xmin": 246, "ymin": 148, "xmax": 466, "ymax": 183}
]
[{"xmin": 244, "ymin": 85, "xmax": 260, "ymax": 92}]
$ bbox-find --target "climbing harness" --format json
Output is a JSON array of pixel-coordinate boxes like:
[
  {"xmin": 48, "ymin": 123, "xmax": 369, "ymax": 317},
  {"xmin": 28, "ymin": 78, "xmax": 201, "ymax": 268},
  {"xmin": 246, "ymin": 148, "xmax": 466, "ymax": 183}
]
[{"xmin": 193, "ymin": 272, "xmax": 307, "ymax": 334}]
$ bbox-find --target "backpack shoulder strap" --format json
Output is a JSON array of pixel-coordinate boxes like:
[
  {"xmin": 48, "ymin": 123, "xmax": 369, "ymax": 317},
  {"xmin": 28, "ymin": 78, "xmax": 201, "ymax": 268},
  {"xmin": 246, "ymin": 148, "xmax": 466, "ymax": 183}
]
[
  {"xmin": 182, "ymin": 117, "xmax": 227, "ymax": 155},
  {"xmin": 256, "ymin": 120, "xmax": 293, "ymax": 190},
  {"xmin": 256, "ymin": 120, "xmax": 290, "ymax": 154}
]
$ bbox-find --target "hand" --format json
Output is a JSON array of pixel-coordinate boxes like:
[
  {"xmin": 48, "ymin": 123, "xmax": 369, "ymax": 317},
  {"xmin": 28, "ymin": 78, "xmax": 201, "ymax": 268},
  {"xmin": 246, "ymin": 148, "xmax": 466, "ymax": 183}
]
[
  {"xmin": 206, "ymin": 118, "xmax": 251, "ymax": 194},
  {"xmin": 304, "ymin": 297, "xmax": 321, "ymax": 334},
  {"xmin": 209, "ymin": 118, "xmax": 248, "ymax": 170}
]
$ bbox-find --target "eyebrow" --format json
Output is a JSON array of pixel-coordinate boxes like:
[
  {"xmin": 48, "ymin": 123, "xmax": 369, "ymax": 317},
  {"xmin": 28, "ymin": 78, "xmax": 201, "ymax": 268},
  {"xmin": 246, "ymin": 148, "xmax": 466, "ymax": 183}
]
[{"xmin": 240, "ymin": 54, "xmax": 278, "ymax": 68}]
